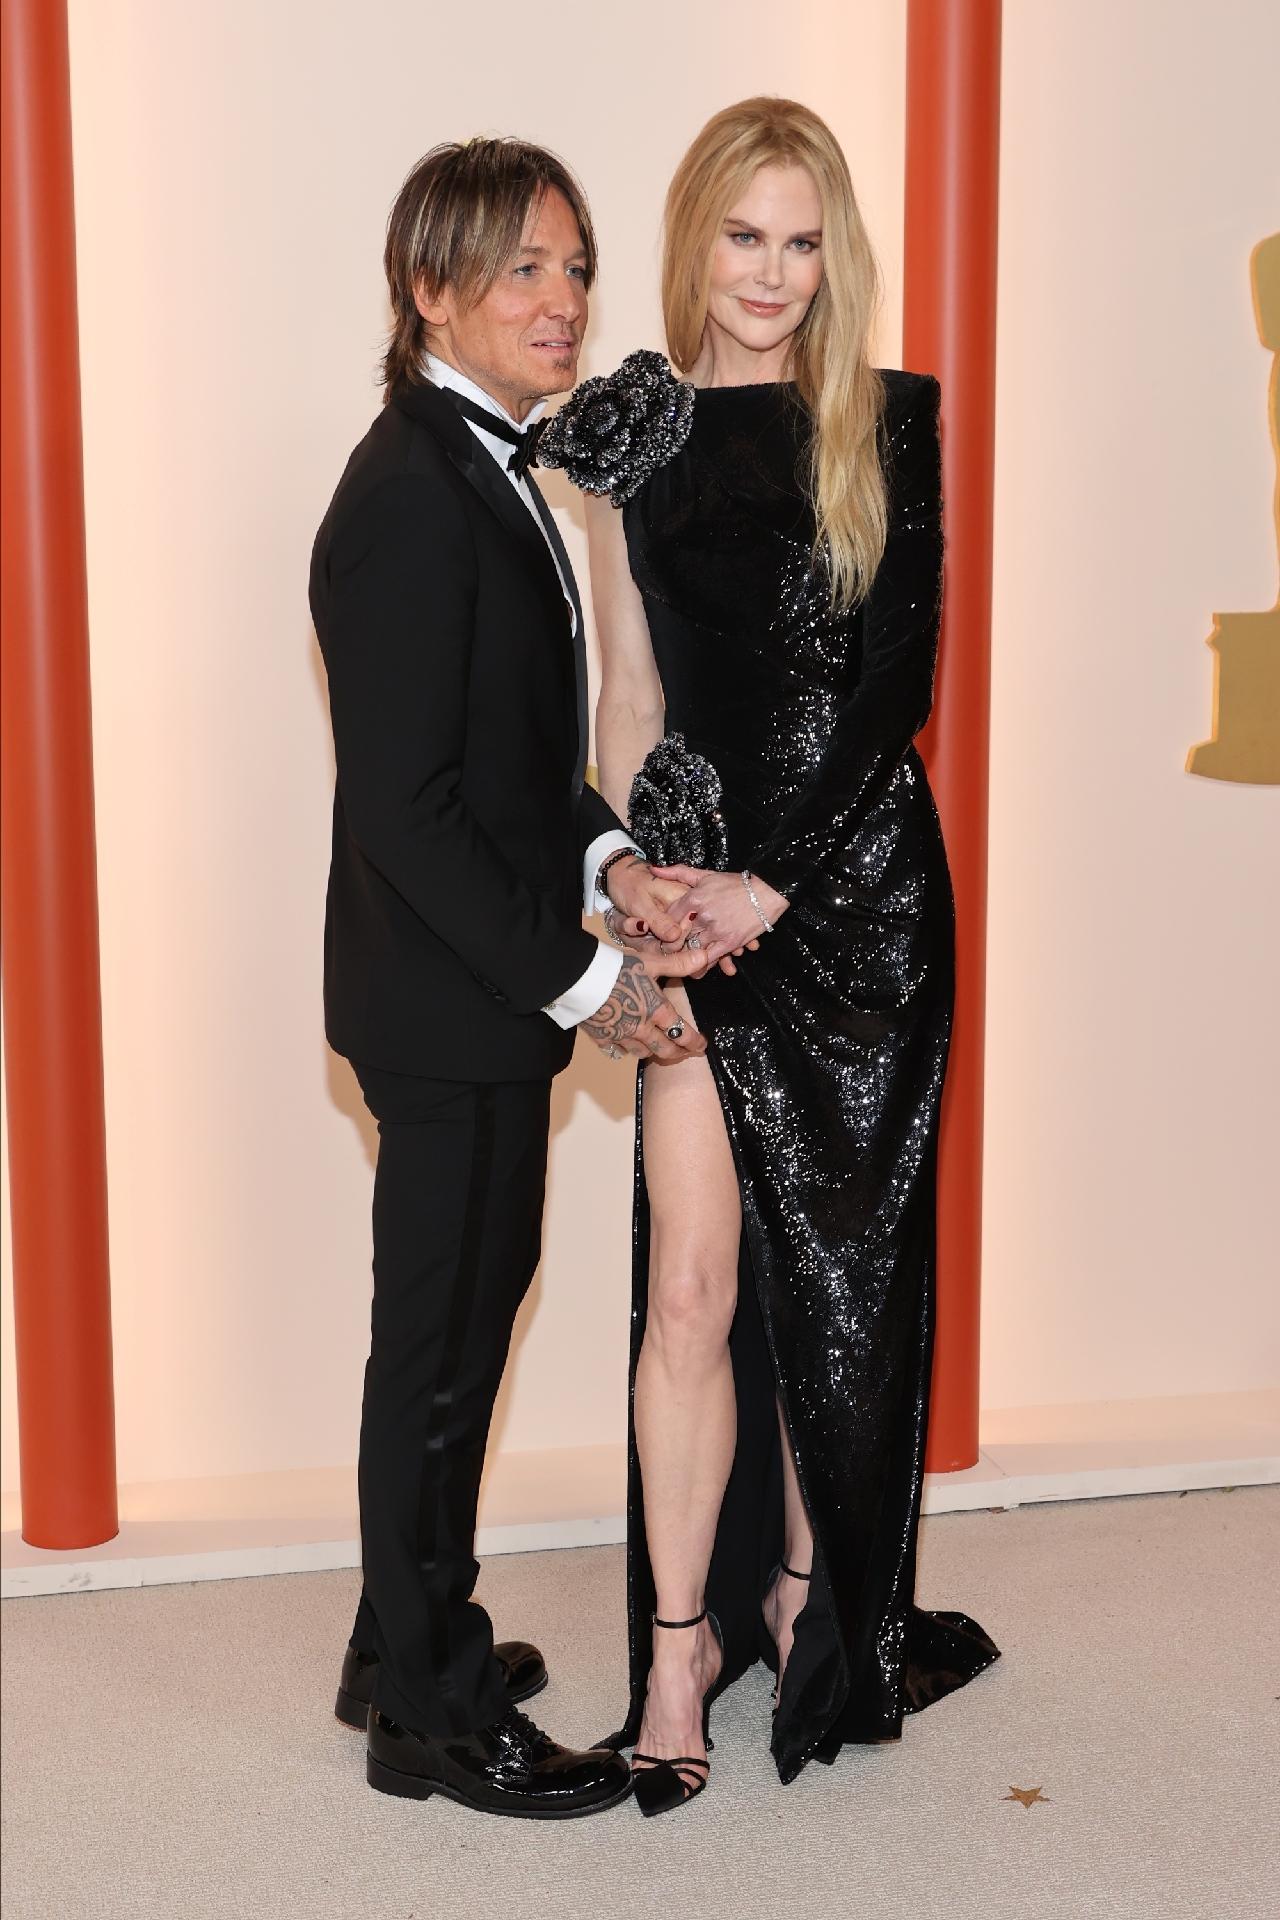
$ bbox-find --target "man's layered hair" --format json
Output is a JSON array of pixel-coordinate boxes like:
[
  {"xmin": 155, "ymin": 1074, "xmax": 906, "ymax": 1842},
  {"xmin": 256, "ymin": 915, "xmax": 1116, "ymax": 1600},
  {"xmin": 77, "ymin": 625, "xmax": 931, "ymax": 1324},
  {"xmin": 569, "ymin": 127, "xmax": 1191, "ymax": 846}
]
[{"xmin": 381, "ymin": 137, "xmax": 598, "ymax": 390}]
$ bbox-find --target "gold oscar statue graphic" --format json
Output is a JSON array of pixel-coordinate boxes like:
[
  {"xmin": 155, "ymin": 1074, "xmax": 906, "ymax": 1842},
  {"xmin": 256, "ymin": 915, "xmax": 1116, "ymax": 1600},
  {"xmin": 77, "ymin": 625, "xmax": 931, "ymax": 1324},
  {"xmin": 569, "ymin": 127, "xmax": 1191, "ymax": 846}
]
[{"xmin": 1187, "ymin": 233, "xmax": 1280, "ymax": 783}]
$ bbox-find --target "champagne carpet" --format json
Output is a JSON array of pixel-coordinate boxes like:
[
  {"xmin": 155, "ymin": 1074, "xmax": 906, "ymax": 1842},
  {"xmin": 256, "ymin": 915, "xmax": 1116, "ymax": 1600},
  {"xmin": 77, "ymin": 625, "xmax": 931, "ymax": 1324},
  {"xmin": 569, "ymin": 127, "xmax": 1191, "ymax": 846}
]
[{"xmin": 2, "ymin": 1487, "xmax": 1275, "ymax": 1920}]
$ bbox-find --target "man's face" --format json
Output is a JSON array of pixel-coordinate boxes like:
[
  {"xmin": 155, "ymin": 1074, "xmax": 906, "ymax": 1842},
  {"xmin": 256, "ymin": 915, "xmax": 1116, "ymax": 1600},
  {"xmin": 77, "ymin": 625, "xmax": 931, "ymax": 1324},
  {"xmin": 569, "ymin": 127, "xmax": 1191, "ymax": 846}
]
[{"xmin": 420, "ymin": 187, "xmax": 589, "ymax": 421}]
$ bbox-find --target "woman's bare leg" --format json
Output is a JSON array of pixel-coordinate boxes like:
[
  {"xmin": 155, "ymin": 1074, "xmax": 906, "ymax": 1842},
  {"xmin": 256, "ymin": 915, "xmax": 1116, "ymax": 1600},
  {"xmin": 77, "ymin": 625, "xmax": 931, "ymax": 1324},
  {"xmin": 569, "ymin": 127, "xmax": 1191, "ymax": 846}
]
[
  {"xmin": 633, "ymin": 989, "xmax": 739, "ymax": 1778},
  {"xmin": 763, "ymin": 1401, "xmax": 816, "ymax": 1702}
]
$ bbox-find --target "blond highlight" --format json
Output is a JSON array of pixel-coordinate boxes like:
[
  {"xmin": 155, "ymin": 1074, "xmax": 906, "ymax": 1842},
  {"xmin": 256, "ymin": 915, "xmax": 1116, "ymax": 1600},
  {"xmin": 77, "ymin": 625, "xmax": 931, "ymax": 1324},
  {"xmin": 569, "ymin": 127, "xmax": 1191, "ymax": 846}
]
[{"xmin": 661, "ymin": 99, "xmax": 887, "ymax": 609}]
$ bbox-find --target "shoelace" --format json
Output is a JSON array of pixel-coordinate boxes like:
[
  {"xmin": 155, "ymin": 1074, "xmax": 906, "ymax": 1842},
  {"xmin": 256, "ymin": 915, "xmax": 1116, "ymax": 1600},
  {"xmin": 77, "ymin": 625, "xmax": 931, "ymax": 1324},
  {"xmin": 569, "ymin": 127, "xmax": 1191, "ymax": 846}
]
[{"xmin": 497, "ymin": 1706, "xmax": 541, "ymax": 1763}]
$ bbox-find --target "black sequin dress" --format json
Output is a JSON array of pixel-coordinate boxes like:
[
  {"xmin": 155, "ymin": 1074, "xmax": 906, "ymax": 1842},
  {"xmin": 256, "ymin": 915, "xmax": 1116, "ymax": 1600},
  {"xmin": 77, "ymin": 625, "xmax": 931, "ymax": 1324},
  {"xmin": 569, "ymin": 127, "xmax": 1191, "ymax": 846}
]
[{"xmin": 541, "ymin": 356, "xmax": 999, "ymax": 1783}]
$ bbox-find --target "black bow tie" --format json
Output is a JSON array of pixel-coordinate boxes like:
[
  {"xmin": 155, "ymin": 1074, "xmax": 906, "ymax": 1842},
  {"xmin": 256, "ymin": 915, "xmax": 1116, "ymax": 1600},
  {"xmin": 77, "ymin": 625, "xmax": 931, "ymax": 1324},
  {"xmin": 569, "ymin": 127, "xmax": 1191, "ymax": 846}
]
[{"xmin": 441, "ymin": 389, "xmax": 545, "ymax": 481}]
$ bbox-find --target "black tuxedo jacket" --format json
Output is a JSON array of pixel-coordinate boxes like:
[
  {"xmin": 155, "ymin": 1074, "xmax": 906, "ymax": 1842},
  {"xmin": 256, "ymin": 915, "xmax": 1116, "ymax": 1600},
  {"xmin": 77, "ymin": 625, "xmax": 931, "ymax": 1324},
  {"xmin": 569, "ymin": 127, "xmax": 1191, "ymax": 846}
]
[{"xmin": 311, "ymin": 378, "xmax": 624, "ymax": 1081}]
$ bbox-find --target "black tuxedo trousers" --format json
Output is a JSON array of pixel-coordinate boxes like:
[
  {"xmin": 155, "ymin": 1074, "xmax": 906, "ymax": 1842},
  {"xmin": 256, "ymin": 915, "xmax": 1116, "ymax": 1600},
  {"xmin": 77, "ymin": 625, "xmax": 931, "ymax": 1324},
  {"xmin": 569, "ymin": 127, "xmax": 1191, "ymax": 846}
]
[{"xmin": 348, "ymin": 1065, "xmax": 551, "ymax": 1734}]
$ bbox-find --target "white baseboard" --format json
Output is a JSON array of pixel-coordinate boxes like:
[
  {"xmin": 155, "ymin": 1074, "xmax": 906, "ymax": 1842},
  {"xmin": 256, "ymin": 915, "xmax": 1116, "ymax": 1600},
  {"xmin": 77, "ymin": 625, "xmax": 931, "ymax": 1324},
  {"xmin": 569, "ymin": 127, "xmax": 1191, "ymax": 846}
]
[{"xmin": 3, "ymin": 1390, "xmax": 1276, "ymax": 1599}]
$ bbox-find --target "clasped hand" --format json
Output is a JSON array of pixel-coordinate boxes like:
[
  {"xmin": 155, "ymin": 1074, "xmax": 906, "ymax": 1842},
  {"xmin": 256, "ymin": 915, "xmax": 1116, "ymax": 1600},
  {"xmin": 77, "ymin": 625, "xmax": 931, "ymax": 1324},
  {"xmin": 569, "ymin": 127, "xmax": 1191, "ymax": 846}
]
[
  {"xmin": 583, "ymin": 855, "xmax": 789, "ymax": 1067},
  {"xmin": 606, "ymin": 855, "xmax": 788, "ymax": 974}
]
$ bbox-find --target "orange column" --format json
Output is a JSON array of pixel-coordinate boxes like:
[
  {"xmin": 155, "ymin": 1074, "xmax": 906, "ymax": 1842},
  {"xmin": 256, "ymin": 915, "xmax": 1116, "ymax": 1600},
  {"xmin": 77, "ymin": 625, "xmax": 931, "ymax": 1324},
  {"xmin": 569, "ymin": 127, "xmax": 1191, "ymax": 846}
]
[
  {"xmin": 1, "ymin": 0, "xmax": 118, "ymax": 1546},
  {"xmin": 903, "ymin": 0, "xmax": 1002, "ymax": 1471}
]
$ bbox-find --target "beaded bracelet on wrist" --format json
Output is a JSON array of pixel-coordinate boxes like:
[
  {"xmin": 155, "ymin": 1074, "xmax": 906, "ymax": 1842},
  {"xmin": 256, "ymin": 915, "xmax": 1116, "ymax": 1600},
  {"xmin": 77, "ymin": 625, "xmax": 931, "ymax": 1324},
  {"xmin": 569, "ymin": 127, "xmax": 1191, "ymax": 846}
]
[{"xmin": 597, "ymin": 847, "xmax": 638, "ymax": 897}]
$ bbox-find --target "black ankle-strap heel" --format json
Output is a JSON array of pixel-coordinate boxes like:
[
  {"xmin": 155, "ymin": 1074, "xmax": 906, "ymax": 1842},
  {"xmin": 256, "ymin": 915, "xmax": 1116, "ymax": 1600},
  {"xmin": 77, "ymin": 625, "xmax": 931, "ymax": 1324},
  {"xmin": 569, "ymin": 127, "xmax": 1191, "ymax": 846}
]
[
  {"xmin": 631, "ymin": 1608, "xmax": 724, "ymax": 1819},
  {"xmin": 759, "ymin": 1561, "xmax": 812, "ymax": 1689}
]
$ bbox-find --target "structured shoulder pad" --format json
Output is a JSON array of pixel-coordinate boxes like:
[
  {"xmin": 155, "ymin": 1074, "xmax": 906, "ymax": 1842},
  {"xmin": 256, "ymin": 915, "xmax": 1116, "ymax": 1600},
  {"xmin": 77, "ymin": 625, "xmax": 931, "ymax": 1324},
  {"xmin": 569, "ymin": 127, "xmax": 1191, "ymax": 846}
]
[
  {"xmin": 881, "ymin": 372, "xmax": 942, "ymax": 527},
  {"xmin": 538, "ymin": 349, "xmax": 695, "ymax": 505}
]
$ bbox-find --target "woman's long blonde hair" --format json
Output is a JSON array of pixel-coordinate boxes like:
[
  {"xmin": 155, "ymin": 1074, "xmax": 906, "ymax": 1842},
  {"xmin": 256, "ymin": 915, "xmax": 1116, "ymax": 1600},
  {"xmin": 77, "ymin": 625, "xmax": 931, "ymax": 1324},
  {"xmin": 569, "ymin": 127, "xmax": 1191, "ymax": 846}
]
[{"xmin": 662, "ymin": 98, "xmax": 886, "ymax": 609}]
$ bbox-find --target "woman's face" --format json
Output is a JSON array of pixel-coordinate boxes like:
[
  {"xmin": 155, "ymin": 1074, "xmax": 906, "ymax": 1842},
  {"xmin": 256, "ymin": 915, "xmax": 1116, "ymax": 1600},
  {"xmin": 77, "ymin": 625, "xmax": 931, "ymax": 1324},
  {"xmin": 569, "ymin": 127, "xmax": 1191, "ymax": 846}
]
[{"xmin": 704, "ymin": 163, "xmax": 824, "ymax": 369}]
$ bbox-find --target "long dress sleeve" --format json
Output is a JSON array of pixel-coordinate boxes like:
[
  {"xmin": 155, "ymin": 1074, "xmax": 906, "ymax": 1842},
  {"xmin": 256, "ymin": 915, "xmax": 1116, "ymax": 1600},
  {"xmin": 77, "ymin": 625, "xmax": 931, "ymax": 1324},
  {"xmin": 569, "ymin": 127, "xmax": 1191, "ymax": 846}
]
[{"xmin": 749, "ymin": 376, "xmax": 943, "ymax": 903}]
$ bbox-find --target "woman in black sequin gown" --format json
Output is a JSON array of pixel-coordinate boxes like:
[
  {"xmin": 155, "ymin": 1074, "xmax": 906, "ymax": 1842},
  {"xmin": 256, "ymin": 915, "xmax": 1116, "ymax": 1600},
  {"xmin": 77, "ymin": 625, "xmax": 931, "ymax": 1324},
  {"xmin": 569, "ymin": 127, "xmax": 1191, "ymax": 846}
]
[{"xmin": 540, "ymin": 100, "xmax": 998, "ymax": 1801}]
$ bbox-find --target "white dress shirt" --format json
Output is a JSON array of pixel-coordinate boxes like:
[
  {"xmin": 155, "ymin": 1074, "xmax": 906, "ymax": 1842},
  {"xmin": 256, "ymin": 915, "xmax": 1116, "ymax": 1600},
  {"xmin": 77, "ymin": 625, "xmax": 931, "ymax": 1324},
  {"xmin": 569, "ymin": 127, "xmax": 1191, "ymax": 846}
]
[{"xmin": 424, "ymin": 354, "xmax": 639, "ymax": 1027}]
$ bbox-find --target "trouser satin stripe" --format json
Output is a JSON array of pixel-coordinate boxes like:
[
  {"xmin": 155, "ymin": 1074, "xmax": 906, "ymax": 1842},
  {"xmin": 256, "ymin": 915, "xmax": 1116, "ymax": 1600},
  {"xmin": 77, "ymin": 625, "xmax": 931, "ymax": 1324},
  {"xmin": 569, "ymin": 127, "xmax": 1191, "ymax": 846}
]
[{"xmin": 413, "ymin": 1082, "xmax": 497, "ymax": 1735}]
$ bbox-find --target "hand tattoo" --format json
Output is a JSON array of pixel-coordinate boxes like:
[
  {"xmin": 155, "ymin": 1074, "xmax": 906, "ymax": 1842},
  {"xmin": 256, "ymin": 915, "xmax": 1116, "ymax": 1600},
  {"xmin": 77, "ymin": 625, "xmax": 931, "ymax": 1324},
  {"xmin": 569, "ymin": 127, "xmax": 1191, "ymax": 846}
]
[{"xmin": 583, "ymin": 954, "xmax": 663, "ymax": 1049}]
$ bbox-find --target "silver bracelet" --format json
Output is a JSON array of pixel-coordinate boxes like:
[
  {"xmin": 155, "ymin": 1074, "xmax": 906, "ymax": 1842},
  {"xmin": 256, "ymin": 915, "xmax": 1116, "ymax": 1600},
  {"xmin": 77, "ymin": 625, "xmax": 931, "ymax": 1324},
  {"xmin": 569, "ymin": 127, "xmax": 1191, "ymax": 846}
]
[{"xmin": 741, "ymin": 870, "xmax": 775, "ymax": 933}]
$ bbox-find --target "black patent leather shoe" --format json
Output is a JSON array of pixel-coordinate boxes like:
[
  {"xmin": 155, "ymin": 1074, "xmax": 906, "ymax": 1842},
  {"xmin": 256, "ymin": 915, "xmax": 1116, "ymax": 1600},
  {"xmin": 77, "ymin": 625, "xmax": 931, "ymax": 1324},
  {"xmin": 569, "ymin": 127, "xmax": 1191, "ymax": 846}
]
[
  {"xmin": 334, "ymin": 1640, "xmax": 547, "ymax": 1730},
  {"xmin": 366, "ymin": 1705, "xmax": 633, "ymax": 1818}
]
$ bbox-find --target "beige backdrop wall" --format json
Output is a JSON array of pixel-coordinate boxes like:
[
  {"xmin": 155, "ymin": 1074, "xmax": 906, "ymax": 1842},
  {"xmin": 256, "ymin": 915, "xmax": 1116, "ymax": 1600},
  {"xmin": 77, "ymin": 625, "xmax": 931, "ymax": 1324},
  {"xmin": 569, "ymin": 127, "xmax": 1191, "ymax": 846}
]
[
  {"xmin": 1, "ymin": 0, "xmax": 1277, "ymax": 1495},
  {"xmin": 980, "ymin": 0, "xmax": 1279, "ymax": 1407}
]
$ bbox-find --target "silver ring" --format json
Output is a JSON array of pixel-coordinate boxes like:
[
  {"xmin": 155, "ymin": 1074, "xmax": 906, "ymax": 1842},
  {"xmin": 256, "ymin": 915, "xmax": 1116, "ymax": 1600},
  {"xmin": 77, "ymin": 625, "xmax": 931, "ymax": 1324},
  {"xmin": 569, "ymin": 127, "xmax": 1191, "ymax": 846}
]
[
  {"xmin": 605, "ymin": 1044, "xmax": 622, "ymax": 1060},
  {"xmin": 687, "ymin": 933, "xmax": 702, "ymax": 950},
  {"xmin": 666, "ymin": 1019, "xmax": 685, "ymax": 1042}
]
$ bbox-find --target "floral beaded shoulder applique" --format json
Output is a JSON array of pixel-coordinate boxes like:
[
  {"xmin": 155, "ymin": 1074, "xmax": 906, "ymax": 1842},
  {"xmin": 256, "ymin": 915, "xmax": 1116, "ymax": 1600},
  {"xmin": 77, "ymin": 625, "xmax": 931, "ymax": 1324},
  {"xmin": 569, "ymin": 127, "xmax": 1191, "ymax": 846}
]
[{"xmin": 537, "ymin": 349, "xmax": 695, "ymax": 506}]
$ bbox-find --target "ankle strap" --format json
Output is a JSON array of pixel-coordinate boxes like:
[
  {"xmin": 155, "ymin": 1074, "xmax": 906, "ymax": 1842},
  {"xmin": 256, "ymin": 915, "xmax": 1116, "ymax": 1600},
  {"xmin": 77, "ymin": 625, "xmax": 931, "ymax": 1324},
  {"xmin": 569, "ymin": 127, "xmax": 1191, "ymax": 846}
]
[
  {"xmin": 781, "ymin": 1562, "xmax": 811, "ymax": 1581},
  {"xmin": 652, "ymin": 1608, "xmax": 707, "ymax": 1630}
]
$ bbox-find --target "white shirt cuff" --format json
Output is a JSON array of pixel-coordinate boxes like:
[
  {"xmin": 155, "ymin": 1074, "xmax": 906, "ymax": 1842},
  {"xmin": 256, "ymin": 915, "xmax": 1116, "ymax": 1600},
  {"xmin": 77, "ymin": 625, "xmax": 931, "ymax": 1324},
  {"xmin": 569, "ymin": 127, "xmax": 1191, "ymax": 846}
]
[
  {"xmin": 544, "ymin": 937, "xmax": 624, "ymax": 1030},
  {"xmin": 583, "ymin": 829, "xmax": 643, "ymax": 915}
]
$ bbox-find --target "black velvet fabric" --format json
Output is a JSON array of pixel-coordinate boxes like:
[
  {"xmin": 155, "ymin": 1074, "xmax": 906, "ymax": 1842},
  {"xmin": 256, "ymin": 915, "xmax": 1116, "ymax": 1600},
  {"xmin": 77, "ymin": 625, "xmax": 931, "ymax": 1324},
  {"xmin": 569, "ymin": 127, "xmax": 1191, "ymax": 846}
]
[{"xmin": 609, "ymin": 372, "xmax": 1000, "ymax": 1783}]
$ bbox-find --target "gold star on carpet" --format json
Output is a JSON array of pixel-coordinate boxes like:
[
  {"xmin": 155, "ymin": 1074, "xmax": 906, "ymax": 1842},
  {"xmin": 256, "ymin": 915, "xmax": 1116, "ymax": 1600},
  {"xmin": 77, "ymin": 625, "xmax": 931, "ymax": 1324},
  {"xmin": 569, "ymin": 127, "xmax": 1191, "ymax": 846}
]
[{"xmin": 1004, "ymin": 1786, "xmax": 1049, "ymax": 1809}]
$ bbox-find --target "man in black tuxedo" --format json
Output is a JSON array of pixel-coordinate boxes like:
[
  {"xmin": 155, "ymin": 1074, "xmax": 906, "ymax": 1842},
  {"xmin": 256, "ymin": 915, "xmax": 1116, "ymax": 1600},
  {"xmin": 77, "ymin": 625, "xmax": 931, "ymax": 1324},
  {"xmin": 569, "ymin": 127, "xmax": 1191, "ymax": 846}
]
[{"xmin": 311, "ymin": 139, "xmax": 706, "ymax": 1818}]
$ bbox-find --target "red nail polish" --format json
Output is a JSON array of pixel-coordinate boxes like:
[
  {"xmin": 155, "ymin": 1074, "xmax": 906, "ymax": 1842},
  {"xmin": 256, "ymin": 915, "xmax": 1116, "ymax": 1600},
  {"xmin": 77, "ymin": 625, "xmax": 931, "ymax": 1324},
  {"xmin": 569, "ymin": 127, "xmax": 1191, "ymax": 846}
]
[{"xmin": 636, "ymin": 921, "xmax": 647, "ymax": 934}]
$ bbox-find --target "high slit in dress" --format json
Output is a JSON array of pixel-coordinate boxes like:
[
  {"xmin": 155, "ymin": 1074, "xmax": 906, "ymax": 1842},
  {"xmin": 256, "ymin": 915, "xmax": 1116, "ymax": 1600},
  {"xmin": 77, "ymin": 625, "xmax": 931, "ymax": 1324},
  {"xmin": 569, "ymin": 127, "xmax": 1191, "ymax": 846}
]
[{"xmin": 541, "ymin": 356, "xmax": 1000, "ymax": 1783}]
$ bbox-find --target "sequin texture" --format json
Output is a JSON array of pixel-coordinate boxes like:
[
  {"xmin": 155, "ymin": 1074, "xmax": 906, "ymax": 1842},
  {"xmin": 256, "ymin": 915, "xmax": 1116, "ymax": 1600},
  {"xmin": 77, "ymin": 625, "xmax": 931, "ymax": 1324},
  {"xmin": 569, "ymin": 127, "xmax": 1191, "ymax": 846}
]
[
  {"xmin": 537, "ymin": 348, "xmax": 695, "ymax": 506},
  {"xmin": 627, "ymin": 732, "xmax": 729, "ymax": 870},
  {"xmin": 600, "ymin": 371, "xmax": 999, "ymax": 1783}
]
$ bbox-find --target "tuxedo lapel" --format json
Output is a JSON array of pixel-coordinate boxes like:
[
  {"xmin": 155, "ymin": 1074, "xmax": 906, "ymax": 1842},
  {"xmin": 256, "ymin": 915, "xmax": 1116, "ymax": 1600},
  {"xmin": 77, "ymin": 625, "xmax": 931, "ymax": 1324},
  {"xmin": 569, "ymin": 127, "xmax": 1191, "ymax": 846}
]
[
  {"xmin": 389, "ymin": 380, "xmax": 589, "ymax": 796},
  {"xmin": 389, "ymin": 380, "xmax": 555, "ymax": 580},
  {"xmin": 525, "ymin": 472, "xmax": 588, "ymax": 793}
]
